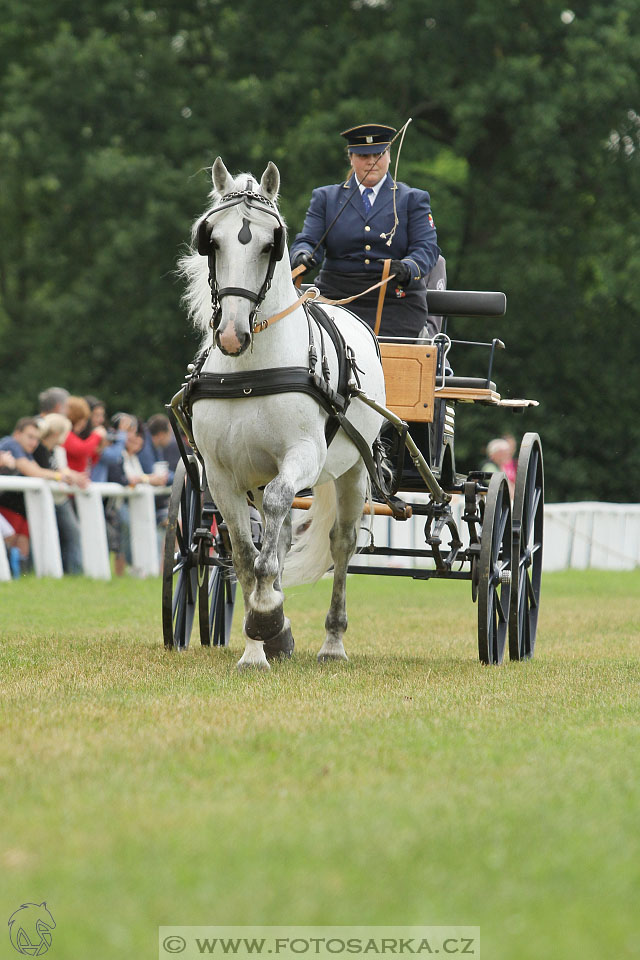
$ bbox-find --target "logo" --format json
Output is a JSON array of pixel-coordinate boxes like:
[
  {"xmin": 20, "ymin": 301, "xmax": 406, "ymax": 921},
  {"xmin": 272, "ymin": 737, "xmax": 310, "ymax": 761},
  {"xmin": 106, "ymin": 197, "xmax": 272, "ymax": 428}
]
[{"xmin": 8, "ymin": 903, "xmax": 56, "ymax": 956}]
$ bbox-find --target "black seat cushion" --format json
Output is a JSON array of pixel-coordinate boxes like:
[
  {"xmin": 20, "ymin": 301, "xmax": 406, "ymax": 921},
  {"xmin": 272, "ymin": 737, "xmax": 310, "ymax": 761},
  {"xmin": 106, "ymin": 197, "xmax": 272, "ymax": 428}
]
[{"xmin": 443, "ymin": 376, "xmax": 496, "ymax": 391}]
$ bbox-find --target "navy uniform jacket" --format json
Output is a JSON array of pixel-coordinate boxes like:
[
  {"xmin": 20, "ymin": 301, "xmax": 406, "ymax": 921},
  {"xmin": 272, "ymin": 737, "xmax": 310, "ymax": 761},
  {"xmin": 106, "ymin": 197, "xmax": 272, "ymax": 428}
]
[{"xmin": 290, "ymin": 172, "xmax": 440, "ymax": 286}]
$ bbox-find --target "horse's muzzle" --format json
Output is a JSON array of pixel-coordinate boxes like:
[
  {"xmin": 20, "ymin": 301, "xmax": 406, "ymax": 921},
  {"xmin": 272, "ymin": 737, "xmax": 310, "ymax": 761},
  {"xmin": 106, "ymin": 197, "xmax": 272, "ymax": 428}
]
[{"xmin": 216, "ymin": 324, "xmax": 251, "ymax": 356}]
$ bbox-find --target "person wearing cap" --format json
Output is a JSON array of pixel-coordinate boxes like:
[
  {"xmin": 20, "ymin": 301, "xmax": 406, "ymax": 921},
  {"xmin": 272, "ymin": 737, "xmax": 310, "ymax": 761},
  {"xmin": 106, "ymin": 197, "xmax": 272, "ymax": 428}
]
[{"xmin": 290, "ymin": 123, "xmax": 444, "ymax": 339}]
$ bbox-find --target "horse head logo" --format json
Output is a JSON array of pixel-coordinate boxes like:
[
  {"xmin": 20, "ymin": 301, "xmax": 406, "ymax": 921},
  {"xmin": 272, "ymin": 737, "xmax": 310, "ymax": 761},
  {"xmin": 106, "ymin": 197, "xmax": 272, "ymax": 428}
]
[{"xmin": 7, "ymin": 902, "xmax": 56, "ymax": 956}]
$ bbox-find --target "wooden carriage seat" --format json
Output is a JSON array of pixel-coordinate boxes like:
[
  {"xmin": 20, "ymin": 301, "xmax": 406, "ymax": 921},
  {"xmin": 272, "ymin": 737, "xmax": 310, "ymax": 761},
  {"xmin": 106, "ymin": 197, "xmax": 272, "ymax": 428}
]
[{"xmin": 379, "ymin": 343, "xmax": 500, "ymax": 423}]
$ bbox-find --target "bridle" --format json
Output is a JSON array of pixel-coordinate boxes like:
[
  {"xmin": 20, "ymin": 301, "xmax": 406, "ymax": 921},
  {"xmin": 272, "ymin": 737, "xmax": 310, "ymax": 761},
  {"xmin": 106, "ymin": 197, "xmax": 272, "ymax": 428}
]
[{"xmin": 196, "ymin": 185, "xmax": 286, "ymax": 335}]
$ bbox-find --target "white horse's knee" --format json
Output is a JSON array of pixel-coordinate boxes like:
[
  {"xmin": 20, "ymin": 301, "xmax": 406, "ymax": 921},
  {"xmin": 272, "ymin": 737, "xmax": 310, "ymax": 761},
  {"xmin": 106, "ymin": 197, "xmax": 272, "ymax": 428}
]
[{"xmin": 254, "ymin": 551, "xmax": 279, "ymax": 585}]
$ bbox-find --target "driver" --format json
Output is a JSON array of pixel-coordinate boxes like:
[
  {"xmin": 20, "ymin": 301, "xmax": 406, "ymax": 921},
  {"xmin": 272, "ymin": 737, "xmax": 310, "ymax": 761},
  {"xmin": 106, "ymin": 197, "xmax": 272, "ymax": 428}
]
[{"xmin": 290, "ymin": 122, "xmax": 446, "ymax": 339}]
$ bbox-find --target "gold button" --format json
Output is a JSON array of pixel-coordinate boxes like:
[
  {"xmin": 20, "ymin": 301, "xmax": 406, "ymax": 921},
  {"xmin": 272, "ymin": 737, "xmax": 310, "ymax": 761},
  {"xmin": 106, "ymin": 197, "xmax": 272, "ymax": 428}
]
[
  {"xmin": 364, "ymin": 225, "xmax": 371, "ymax": 232},
  {"xmin": 365, "ymin": 244, "xmax": 371, "ymax": 251},
  {"xmin": 364, "ymin": 258, "xmax": 370, "ymax": 264}
]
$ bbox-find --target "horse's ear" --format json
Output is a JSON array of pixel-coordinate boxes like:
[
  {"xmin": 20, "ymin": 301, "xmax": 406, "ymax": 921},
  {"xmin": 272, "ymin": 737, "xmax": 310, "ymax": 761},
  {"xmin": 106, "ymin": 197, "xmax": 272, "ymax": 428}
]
[
  {"xmin": 260, "ymin": 161, "xmax": 280, "ymax": 201},
  {"xmin": 212, "ymin": 157, "xmax": 234, "ymax": 196}
]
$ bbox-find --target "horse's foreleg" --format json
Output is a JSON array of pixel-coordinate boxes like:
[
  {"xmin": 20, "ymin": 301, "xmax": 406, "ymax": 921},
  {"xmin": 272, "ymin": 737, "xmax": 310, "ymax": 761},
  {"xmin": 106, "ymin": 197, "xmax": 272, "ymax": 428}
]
[
  {"xmin": 317, "ymin": 461, "xmax": 368, "ymax": 662},
  {"xmin": 248, "ymin": 456, "xmax": 316, "ymax": 659},
  {"xmin": 204, "ymin": 480, "xmax": 269, "ymax": 670}
]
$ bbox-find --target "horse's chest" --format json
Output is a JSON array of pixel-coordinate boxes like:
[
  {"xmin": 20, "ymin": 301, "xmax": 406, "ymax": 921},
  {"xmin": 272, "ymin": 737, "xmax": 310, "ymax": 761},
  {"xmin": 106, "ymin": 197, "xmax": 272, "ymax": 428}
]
[{"xmin": 192, "ymin": 396, "xmax": 324, "ymax": 485}]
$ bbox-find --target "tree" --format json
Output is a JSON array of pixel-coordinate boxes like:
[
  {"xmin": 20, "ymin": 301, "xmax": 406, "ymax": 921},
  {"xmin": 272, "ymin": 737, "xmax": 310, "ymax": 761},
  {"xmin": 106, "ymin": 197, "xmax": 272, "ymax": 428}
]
[{"xmin": 1, "ymin": 0, "xmax": 639, "ymax": 500}]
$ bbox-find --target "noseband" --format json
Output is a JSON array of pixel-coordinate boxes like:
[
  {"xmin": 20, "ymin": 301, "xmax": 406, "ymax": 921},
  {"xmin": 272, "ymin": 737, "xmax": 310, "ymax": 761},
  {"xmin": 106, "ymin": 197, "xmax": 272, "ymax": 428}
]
[{"xmin": 196, "ymin": 187, "xmax": 286, "ymax": 337}]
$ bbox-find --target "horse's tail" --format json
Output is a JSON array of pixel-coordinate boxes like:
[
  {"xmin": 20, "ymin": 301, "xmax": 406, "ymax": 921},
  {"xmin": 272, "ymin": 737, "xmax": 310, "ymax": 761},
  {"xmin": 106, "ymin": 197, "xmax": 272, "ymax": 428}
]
[{"xmin": 283, "ymin": 482, "xmax": 336, "ymax": 587}]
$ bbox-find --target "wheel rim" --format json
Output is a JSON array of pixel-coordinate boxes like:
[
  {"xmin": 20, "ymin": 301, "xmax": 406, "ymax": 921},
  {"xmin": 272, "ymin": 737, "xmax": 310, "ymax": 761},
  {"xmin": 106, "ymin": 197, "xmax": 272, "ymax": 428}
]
[
  {"xmin": 162, "ymin": 459, "xmax": 201, "ymax": 650},
  {"xmin": 509, "ymin": 434, "xmax": 544, "ymax": 660},
  {"xmin": 478, "ymin": 473, "xmax": 512, "ymax": 665}
]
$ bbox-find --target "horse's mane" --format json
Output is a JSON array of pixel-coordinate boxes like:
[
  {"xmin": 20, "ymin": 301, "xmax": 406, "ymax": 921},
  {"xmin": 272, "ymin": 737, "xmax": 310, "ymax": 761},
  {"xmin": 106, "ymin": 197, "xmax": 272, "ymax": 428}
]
[{"xmin": 178, "ymin": 171, "xmax": 285, "ymax": 340}]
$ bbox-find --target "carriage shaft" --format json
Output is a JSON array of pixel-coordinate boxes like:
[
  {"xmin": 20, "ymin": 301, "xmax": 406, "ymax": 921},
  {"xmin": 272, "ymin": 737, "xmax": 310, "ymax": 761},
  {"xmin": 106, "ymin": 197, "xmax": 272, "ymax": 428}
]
[{"xmin": 354, "ymin": 390, "xmax": 450, "ymax": 504}]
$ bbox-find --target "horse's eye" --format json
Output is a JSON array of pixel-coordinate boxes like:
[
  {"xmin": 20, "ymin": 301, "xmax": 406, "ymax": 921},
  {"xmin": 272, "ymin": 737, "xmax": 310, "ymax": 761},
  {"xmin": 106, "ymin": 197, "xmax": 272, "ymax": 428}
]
[{"xmin": 261, "ymin": 243, "xmax": 274, "ymax": 255}]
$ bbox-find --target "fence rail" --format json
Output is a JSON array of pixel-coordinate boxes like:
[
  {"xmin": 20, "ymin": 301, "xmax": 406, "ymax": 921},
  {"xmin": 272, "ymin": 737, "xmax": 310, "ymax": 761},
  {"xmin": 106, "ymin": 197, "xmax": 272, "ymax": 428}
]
[{"xmin": 1, "ymin": 476, "xmax": 639, "ymax": 581}]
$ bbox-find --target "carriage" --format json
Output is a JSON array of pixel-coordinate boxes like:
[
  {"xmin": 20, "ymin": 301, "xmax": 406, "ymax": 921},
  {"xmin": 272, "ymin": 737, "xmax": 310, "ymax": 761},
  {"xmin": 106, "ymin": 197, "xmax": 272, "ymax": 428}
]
[{"xmin": 161, "ymin": 159, "xmax": 544, "ymax": 668}]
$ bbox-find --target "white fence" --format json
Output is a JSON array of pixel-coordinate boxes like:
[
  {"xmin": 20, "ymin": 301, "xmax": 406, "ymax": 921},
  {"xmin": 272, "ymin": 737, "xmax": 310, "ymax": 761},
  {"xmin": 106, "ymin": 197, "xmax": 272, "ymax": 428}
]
[
  {"xmin": 1, "ymin": 475, "xmax": 639, "ymax": 581},
  {"xmin": 355, "ymin": 496, "xmax": 640, "ymax": 573},
  {"xmin": 0, "ymin": 476, "xmax": 169, "ymax": 582},
  {"xmin": 543, "ymin": 502, "xmax": 640, "ymax": 572}
]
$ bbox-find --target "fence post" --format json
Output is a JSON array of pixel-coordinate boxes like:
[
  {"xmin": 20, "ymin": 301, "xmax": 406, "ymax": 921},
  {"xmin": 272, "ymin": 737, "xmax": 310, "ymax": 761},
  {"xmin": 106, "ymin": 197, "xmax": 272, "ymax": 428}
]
[
  {"xmin": 75, "ymin": 485, "xmax": 112, "ymax": 579},
  {"xmin": 24, "ymin": 481, "xmax": 63, "ymax": 577},
  {"xmin": 0, "ymin": 535, "xmax": 10, "ymax": 581},
  {"xmin": 128, "ymin": 486, "xmax": 160, "ymax": 577}
]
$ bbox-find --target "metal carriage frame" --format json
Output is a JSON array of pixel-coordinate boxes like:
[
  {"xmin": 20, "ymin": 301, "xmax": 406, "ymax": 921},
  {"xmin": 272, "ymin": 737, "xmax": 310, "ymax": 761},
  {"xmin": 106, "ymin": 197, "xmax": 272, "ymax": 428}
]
[{"xmin": 162, "ymin": 288, "xmax": 544, "ymax": 665}]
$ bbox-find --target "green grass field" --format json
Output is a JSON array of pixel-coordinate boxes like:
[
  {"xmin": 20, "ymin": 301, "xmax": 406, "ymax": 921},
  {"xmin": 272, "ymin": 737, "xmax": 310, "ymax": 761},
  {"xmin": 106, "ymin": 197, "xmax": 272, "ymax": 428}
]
[{"xmin": 1, "ymin": 570, "xmax": 639, "ymax": 959}]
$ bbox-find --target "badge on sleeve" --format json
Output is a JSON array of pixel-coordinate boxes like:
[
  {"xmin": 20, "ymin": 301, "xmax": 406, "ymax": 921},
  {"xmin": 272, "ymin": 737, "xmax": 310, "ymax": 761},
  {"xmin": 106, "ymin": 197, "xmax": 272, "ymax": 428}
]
[{"xmin": 428, "ymin": 213, "xmax": 435, "ymax": 228}]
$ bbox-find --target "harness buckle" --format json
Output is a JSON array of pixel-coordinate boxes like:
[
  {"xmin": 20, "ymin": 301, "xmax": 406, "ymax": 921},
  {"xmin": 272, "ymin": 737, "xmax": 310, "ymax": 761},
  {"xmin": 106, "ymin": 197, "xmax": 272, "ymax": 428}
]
[{"xmin": 307, "ymin": 285, "xmax": 321, "ymax": 301}]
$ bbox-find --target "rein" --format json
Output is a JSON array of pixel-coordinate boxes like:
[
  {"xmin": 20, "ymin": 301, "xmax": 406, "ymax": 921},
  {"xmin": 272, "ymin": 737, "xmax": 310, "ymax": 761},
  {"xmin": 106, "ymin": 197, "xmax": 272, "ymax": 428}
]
[
  {"xmin": 253, "ymin": 270, "xmax": 397, "ymax": 334},
  {"xmin": 198, "ymin": 186, "xmax": 397, "ymax": 340}
]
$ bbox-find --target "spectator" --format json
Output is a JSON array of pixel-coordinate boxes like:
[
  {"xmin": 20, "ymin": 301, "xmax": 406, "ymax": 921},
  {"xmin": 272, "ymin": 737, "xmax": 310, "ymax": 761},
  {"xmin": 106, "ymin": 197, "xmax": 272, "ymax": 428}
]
[
  {"xmin": 0, "ymin": 450, "xmax": 16, "ymax": 471},
  {"xmin": 90, "ymin": 412, "xmax": 135, "ymax": 482},
  {"xmin": 502, "ymin": 433, "xmax": 518, "ymax": 490},
  {"xmin": 105, "ymin": 420, "xmax": 168, "ymax": 576},
  {"xmin": 140, "ymin": 413, "xmax": 180, "ymax": 480},
  {"xmin": 38, "ymin": 413, "xmax": 88, "ymax": 574},
  {"xmin": 63, "ymin": 396, "xmax": 107, "ymax": 474},
  {"xmin": 0, "ymin": 449, "xmax": 20, "ymax": 577},
  {"xmin": 38, "ymin": 387, "xmax": 69, "ymax": 417},
  {"xmin": 33, "ymin": 386, "xmax": 71, "ymax": 475},
  {"xmin": 86, "ymin": 396, "xmax": 107, "ymax": 431},
  {"xmin": 481, "ymin": 438, "xmax": 515, "ymax": 498},
  {"xmin": 0, "ymin": 417, "xmax": 78, "ymax": 573},
  {"xmin": 139, "ymin": 413, "xmax": 178, "ymax": 555},
  {"xmin": 76, "ymin": 395, "xmax": 107, "ymax": 441}
]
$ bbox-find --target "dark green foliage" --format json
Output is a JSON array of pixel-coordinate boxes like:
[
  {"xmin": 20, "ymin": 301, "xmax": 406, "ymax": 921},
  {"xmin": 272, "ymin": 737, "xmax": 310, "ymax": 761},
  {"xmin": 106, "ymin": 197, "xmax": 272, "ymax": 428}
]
[{"xmin": 1, "ymin": 0, "xmax": 639, "ymax": 500}]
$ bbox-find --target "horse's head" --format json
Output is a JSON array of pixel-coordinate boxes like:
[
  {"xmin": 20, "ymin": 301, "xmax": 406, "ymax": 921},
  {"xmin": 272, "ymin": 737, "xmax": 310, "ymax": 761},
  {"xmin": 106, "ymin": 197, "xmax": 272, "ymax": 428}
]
[{"xmin": 197, "ymin": 157, "xmax": 285, "ymax": 356}]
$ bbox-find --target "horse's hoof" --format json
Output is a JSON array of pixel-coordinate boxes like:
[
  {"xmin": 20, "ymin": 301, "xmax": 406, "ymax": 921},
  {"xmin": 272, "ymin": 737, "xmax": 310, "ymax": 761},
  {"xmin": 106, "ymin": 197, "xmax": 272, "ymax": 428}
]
[
  {"xmin": 317, "ymin": 647, "xmax": 349, "ymax": 662},
  {"xmin": 264, "ymin": 618, "xmax": 295, "ymax": 660},
  {"xmin": 236, "ymin": 658, "xmax": 271, "ymax": 672}
]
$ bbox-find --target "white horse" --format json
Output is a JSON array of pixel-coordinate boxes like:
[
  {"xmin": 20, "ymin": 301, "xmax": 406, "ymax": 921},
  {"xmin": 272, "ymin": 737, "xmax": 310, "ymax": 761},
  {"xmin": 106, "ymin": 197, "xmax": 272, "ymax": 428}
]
[{"xmin": 179, "ymin": 158, "xmax": 385, "ymax": 669}]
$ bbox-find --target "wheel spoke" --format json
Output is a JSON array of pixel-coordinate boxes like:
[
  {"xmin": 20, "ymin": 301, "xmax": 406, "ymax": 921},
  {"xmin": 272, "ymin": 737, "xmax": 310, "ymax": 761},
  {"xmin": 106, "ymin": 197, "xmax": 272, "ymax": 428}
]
[
  {"xmin": 495, "ymin": 591, "xmax": 507, "ymax": 625},
  {"xmin": 526, "ymin": 573, "xmax": 538, "ymax": 608},
  {"xmin": 529, "ymin": 539, "xmax": 543, "ymax": 558},
  {"xmin": 496, "ymin": 503, "xmax": 509, "ymax": 545},
  {"xmin": 525, "ymin": 486, "xmax": 542, "ymax": 540}
]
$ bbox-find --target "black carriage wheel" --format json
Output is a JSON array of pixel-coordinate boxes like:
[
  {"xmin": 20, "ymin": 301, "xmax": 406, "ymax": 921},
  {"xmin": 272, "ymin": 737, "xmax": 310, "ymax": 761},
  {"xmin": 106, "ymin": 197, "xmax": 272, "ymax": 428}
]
[
  {"xmin": 478, "ymin": 472, "xmax": 512, "ymax": 665},
  {"xmin": 162, "ymin": 458, "xmax": 201, "ymax": 650},
  {"xmin": 509, "ymin": 433, "xmax": 544, "ymax": 660}
]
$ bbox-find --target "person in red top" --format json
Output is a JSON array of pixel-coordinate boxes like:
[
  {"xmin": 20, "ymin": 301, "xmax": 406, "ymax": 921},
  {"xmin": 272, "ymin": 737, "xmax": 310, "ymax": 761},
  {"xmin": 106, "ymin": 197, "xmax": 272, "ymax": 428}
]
[{"xmin": 63, "ymin": 396, "xmax": 107, "ymax": 474}]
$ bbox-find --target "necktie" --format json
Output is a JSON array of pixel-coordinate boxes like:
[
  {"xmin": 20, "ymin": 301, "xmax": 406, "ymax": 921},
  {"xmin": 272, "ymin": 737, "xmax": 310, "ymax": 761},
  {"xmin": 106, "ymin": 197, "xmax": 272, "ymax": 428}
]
[{"xmin": 362, "ymin": 187, "xmax": 373, "ymax": 214}]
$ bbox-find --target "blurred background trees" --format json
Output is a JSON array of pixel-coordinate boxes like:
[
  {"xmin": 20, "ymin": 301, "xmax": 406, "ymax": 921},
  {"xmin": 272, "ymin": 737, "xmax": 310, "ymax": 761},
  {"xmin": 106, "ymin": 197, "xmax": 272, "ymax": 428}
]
[{"xmin": 1, "ymin": 0, "xmax": 639, "ymax": 500}]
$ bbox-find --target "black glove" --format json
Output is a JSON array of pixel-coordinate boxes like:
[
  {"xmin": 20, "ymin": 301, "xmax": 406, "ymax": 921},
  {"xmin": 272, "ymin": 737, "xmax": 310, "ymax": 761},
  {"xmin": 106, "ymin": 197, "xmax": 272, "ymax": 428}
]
[
  {"xmin": 389, "ymin": 260, "xmax": 412, "ymax": 286},
  {"xmin": 291, "ymin": 251, "xmax": 316, "ymax": 273}
]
